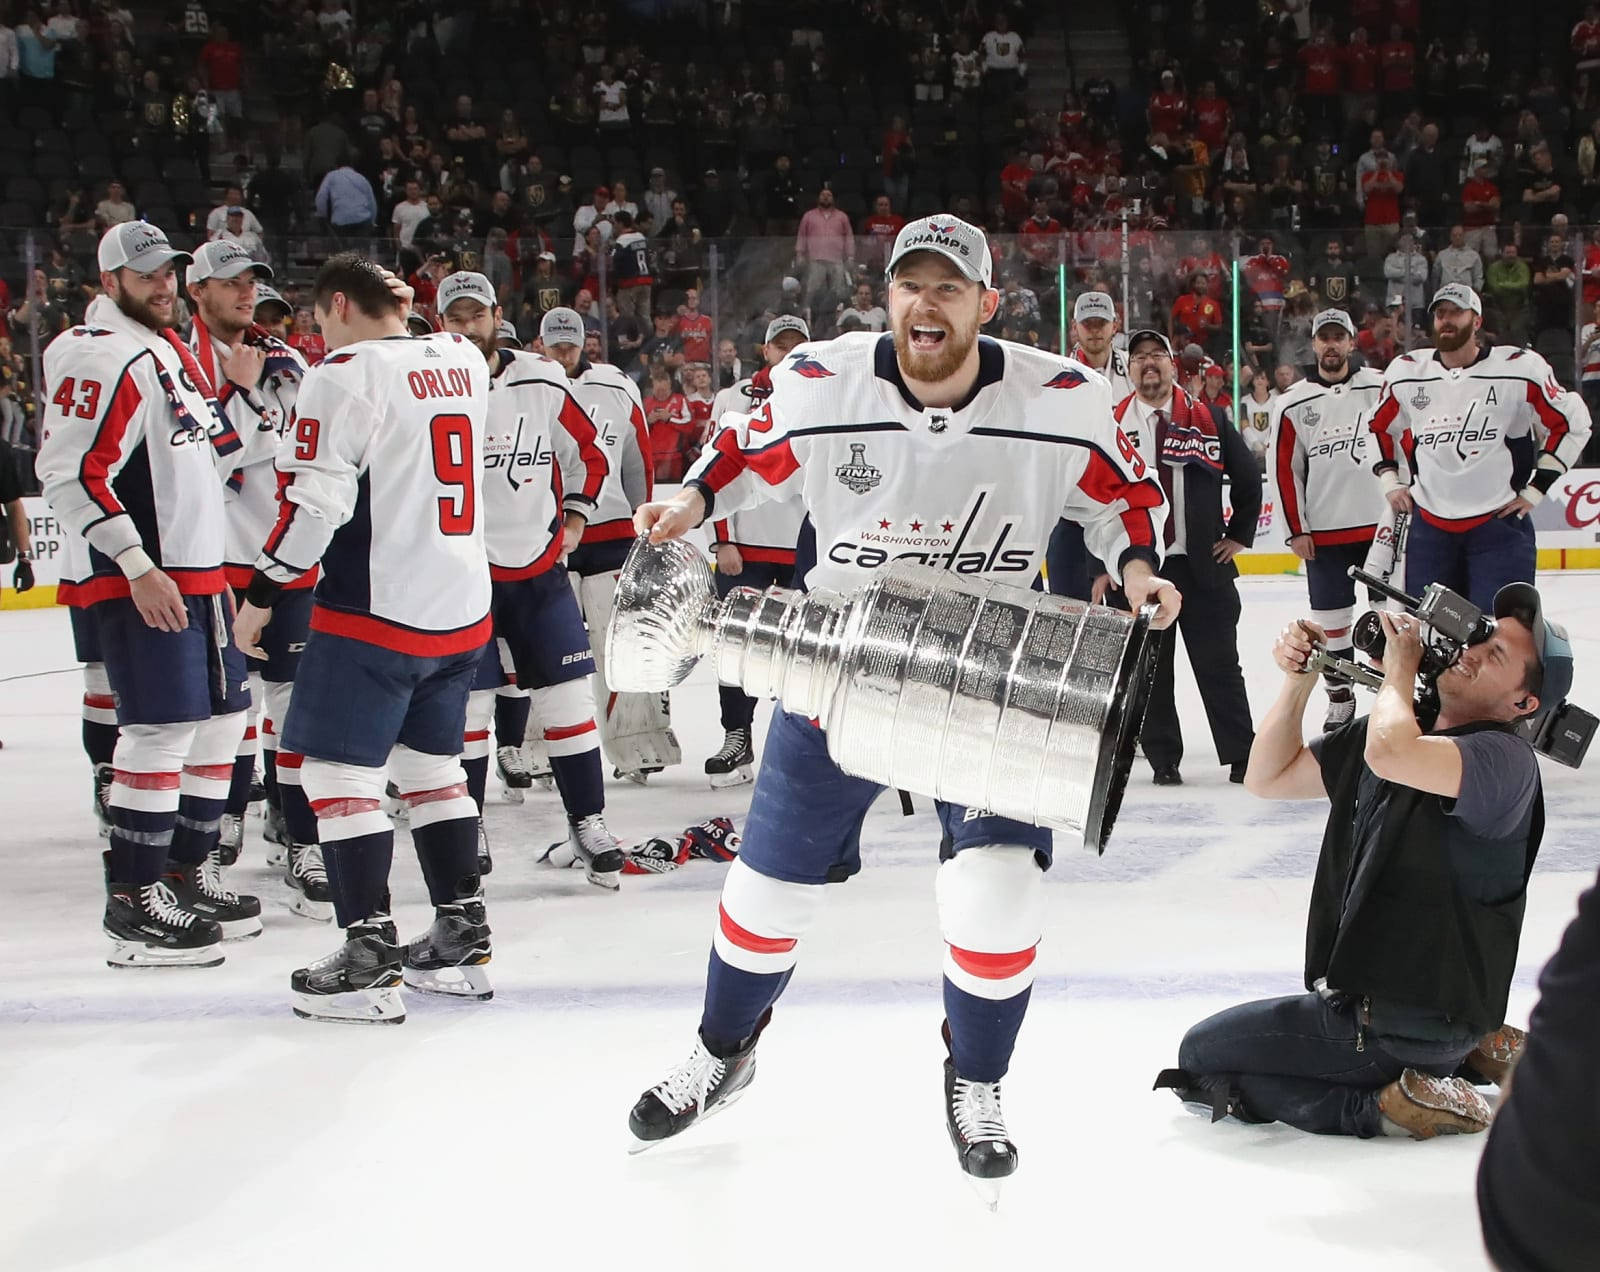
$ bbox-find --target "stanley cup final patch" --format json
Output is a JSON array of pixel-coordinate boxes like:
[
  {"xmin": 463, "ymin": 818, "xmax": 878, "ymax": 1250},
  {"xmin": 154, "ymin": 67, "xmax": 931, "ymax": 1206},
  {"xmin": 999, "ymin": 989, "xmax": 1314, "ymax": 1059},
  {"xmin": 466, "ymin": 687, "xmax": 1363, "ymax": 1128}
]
[{"xmin": 835, "ymin": 442, "xmax": 883, "ymax": 494}]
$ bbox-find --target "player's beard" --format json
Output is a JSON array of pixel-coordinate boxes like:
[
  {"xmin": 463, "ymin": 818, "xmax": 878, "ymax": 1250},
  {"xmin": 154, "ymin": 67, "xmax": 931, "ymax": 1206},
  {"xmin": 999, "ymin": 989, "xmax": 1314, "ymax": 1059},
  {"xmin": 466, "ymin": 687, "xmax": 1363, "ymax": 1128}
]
[
  {"xmin": 1318, "ymin": 349, "xmax": 1348, "ymax": 376},
  {"xmin": 199, "ymin": 300, "xmax": 248, "ymax": 343},
  {"xmin": 892, "ymin": 306, "xmax": 979, "ymax": 383},
  {"xmin": 116, "ymin": 288, "xmax": 174, "ymax": 333},
  {"xmin": 1433, "ymin": 319, "xmax": 1474, "ymax": 353},
  {"xmin": 462, "ymin": 329, "xmax": 497, "ymax": 360}
]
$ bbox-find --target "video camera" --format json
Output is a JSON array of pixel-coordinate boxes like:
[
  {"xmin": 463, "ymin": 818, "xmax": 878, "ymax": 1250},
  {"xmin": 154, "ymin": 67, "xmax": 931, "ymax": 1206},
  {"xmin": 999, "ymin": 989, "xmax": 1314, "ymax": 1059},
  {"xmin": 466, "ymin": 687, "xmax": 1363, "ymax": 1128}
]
[{"xmin": 1303, "ymin": 568, "xmax": 1596, "ymax": 768}]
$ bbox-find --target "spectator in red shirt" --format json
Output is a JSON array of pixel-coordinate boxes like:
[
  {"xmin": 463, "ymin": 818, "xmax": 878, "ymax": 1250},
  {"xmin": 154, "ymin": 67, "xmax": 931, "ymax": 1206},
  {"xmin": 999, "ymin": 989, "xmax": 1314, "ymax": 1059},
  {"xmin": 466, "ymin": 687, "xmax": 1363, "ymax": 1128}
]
[
  {"xmin": 1019, "ymin": 197, "xmax": 1063, "ymax": 267},
  {"xmin": 859, "ymin": 194, "xmax": 906, "ymax": 274},
  {"xmin": 1298, "ymin": 29, "xmax": 1343, "ymax": 118},
  {"xmin": 1344, "ymin": 26, "xmax": 1380, "ymax": 112},
  {"xmin": 1200, "ymin": 362, "xmax": 1233, "ymax": 419},
  {"xmin": 642, "ymin": 367, "xmax": 693, "ymax": 481},
  {"xmin": 999, "ymin": 147, "xmax": 1034, "ymax": 224},
  {"xmin": 1179, "ymin": 236, "xmax": 1227, "ymax": 301},
  {"xmin": 1379, "ymin": 24, "xmax": 1416, "ymax": 112},
  {"xmin": 1577, "ymin": 4, "xmax": 1600, "ymax": 73},
  {"xmin": 1244, "ymin": 237, "xmax": 1292, "ymax": 318},
  {"xmin": 1461, "ymin": 158, "xmax": 1502, "ymax": 259},
  {"xmin": 1170, "ymin": 272, "xmax": 1224, "ymax": 352},
  {"xmin": 197, "ymin": 22, "xmax": 244, "ymax": 137},
  {"xmin": 1147, "ymin": 69, "xmax": 1187, "ymax": 140},
  {"xmin": 1356, "ymin": 311, "xmax": 1397, "ymax": 371},
  {"xmin": 1361, "ymin": 154, "xmax": 1405, "ymax": 258},
  {"xmin": 1581, "ymin": 226, "xmax": 1600, "ymax": 308},
  {"xmin": 1191, "ymin": 80, "xmax": 1231, "ymax": 152},
  {"xmin": 676, "ymin": 287, "xmax": 713, "ymax": 363},
  {"xmin": 287, "ymin": 305, "xmax": 327, "ymax": 363}
]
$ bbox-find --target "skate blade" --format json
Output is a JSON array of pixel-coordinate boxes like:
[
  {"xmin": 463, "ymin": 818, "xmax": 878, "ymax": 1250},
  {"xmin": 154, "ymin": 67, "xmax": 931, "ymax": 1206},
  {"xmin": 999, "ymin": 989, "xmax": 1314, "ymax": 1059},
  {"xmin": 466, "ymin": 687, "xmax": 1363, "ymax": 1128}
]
[
  {"xmin": 265, "ymin": 845, "xmax": 289, "ymax": 869},
  {"xmin": 499, "ymin": 785, "xmax": 526, "ymax": 805},
  {"xmin": 585, "ymin": 866, "xmax": 622, "ymax": 891},
  {"xmin": 219, "ymin": 916, "xmax": 263, "ymax": 941},
  {"xmin": 626, "ymin": 1079, "xmax": 753, "ymax": 1155},
  {"xmin": 291, "ymin": 986, "xmax": 406, "ymax": 1024},
  {"xmin": 708, "ymin": 765, "xmax": 753, "ymax": 789},
  {"xmin": 616, "ymin": 768, "xmax": 650, "ymax": 785},
  {"xmin": 287, "ymin": 892, "xmax": 334, "ymax": 923},
  {"xmin": 963, "ymin": 1173, "xmax": 1005, "ymax": 1211},
  {"xmin": 531, "ymin": 772, "xmax": 554, "ymax": 790},
  {"xmin": 402, "ymin": 963, "xmax": 494, "ymax": 1000},
  {"xmin": 106, "ymin": 939, "xmax": 225, "ymax": 969}
]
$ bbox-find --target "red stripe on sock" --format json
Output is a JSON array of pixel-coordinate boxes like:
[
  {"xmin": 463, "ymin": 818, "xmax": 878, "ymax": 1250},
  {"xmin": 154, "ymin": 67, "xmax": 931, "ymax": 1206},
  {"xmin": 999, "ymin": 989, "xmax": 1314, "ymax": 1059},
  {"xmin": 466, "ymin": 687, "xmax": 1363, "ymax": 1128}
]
[
  {"xmin": 183, "ymin": 763, "xmax": 235, "ymax": 781},
  {"xmin": 310, "ymin": 797, "xmax": 382, "ymax": 818},
  {"xmin": 83, "ymin": 693, "xmax": 116, "ymax": 709},
  {"xmin": 545, "ymin": 720, "xmax": 597, "ymax": 741},
  {"xmin": 463, "ymin": 729, "xmax": 491, "ymax": 742},
  {"xmin": 113, "ymin": 770, "xmax": 180, "ymax": 790},
  {"xmin": 718, "ymin": 903, "xmax": 797, "ymax": 955},
  {"xmin": 400, "ymin": 783, "xmax": 470, "ymax": 807},
  {"xmin": 276, "ymin": 751, "xmax": 304, "ymax": 770},
  {"xmin": 243, "ymin": 726, "xmax": 258, "ymax": 741},
  {"xmin": 947, "ymin": 944, "xmax": 1037, "ymax": 980},
  {"xmin": 262, "ymin": 720, "xmax": 276, "ymax": 735}
]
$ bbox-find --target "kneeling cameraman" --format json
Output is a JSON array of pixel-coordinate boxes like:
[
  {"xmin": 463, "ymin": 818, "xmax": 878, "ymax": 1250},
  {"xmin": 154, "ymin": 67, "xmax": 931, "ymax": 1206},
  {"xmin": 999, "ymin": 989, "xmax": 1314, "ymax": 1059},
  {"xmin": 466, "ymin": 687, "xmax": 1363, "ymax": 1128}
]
[{"xmin": 1157, "ymin": 583, "xmax": 1572, "ymax": 1140}]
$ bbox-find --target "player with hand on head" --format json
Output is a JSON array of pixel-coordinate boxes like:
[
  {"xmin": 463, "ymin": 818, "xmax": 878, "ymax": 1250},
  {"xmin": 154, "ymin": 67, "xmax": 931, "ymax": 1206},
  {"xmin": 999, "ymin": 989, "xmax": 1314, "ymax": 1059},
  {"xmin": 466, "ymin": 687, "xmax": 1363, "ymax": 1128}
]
[
  {"xmin": 436, "ymin": 271, "xmax": 628, "ymax": 890},
  {"xmin": 1366, "ymin": 284, "xmax": 1591, "ymax": 609},
  {"xmin": 38, "ymin": 221, "xmax": 258, "ymax": 967},
  {"xmin": 625, "ymin": 214, "xmax": 1176, "ymax": 1203},
  {"xmin": 700, "ymin": 314, "xmax": 812, "ymax": 787},
  {"xmin": 233, "ymin": 254, "xmax": 493, "ymax": 1022},
  {"xmin": 1269, "ymin": 308, "xmax": 1388, "ymax": 731},
  {"xmin": 537, "ymin": 306, "xmax": 673, "ymax": 784}
]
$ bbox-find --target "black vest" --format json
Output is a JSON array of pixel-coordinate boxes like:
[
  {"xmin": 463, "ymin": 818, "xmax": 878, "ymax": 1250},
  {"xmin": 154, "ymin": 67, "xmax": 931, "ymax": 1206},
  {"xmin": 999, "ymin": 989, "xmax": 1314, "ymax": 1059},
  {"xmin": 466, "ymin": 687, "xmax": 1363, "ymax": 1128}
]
[{"xmin": 1305, "ymin": 718, "xmax": 1543, "ymax": 1036}]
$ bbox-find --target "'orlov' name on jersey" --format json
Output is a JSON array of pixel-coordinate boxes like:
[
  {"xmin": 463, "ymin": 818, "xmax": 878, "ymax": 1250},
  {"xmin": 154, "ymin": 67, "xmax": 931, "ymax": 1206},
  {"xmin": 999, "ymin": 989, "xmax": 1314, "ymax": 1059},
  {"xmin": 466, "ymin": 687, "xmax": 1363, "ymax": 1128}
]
[{"xmin": 824, "ymin": 487, "xmax": 1039, "ymax": 575}]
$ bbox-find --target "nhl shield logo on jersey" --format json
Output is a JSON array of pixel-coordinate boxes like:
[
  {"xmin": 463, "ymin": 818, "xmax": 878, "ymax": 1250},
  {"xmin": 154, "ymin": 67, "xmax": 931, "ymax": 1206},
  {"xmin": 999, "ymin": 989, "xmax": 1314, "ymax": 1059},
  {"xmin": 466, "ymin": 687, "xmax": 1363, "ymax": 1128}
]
[
  {"xmin": 787, "ymin": 351, "xmax": 835, "ymax": 379},
  {"xmin": 834, "ymin": 442, "xmax": 882, "ymax": 494},
  {"xmin": 1043, "ymin": 368, "xmax": 1087, "ymax": 390}
]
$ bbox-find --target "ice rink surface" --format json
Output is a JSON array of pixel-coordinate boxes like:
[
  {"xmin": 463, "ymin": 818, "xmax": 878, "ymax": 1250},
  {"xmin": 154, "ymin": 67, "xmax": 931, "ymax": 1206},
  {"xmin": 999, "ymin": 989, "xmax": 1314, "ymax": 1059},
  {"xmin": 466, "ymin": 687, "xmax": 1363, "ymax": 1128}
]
[{"xmin": 2, "ymin": 574, "xmax": 1596, "ymax": 1272}]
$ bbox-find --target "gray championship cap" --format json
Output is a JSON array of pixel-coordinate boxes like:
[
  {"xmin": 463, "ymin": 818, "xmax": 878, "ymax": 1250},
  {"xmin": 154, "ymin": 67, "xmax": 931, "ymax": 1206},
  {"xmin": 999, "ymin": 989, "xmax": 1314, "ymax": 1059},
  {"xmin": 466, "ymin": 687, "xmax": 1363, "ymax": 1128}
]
[
  {"xmin": 1429, "ymin": 283, "xmax": 1483, "ymax": 315},
  {"xmin": 1494, "ymin": 583, "xmax": 1575, "ymax": 710},
  {"xmin": 252, "ymin": 282, "xmax": 292, "ymax": 317},
  {"xmin": 1073, "ymin": 291, "xmax": 1117, "ymax": 323},
  {"xmin": 495, "ymin": 319, "xmax": 522, "ymax": 347},
  {"xmin": 540, "ymin": 306, "xmax": 586, "ymax": 347},
  {"xmin": 436, "ymin": 270, "xmax": 498, "ymax": 314},
  {"xmin": 406, "ymin": 311, "xmax": 435, "ymax": 335},
  {"xmin": 97, "ymin": 221, "xmax": 192, "ymax": 274},
  {"xmin": 765, "ymin": 314, "xmax": 810, "ymax": 343},
  {"xmin": 1312, "ymin": 307, "xmax": 1357, "ymax": 336},
  {"xmin": 186, "ymin": 239, "xmax": 273, "ymax": 286},
  {"xmin": 886, "ymin": 214, "xmax": 993, "ymax": 288}
]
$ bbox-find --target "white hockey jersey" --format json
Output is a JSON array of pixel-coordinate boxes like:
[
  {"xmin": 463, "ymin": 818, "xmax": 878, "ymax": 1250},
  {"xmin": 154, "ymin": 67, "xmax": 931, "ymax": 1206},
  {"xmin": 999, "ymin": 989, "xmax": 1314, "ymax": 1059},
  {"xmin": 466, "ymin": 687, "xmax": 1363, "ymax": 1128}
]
[
  {"xmin": 255, "ymin": 333, "xmax": 491, "ymax": 655},
  {"xmin": 709, "ymin": 373, "xmax": 806, "ymax": 563},
  {"xmin": 1368, "ymin": 344, "xmax": 1592, "ymax": 528},
  {"xmin": 483, "ymin": 347, "xmax": 608, "ymax": 579},
  {"xmin": 189, "ymin": 316, "xmax": 312, "ymax": 589},
  {"xmin": 683, "ymin": 333, "xmax": 1168, "ymax": 595},
  {"xmin": 39, "ymin": 294, "xmax": 241, "ymax": 606},
  {"xmin": 1269, "ymin": 366, "xmax": 1387, "ymax": 545},
  {"xmin": 564, "ymin": 359, "xmax": 651, "ymax": 544},
  {"xmin": 1068, "ymin": 343, "xmax": 1134, "ymax": 404}
]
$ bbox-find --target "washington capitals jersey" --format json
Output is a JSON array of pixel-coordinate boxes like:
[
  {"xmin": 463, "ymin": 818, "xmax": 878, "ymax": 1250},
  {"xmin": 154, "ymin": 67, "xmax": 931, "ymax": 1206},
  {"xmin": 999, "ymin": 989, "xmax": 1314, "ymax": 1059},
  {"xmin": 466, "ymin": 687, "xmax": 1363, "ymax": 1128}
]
[
  {"xmin": 256, "ymin": 333, "xmax": 491, "ymax": 655},
  {"xmin": 709, "ymin": 375, "xmax": 806, "ymax": 563},
  {"xmin": 189, "ymin": 318, "xmax": 311, "ymax": 588},
  {"xmin": 1367, "ymin": 344, "xmax": 1592, "ymax": 529},
  {"xmin": 483, "ymin": 348, "xmax": 608, "ymax": 579},
  {"xmin": 1068, "ymin": 344, "xmax": 1134, "ymax": 404},
  {"xmin": 565, "ymin": 360, "xmax": 651, "ymax": 544},
  {"xmin": 39, "ymin": 295, "xmax": 239, "ymax": 606},
  {"xmin": 1269, "ymin": 367, "xmax": 1387, "ymax": 545},
  {"xmin": 684, "ymin": 333, "xmax": 1167, "ymax": 595}
]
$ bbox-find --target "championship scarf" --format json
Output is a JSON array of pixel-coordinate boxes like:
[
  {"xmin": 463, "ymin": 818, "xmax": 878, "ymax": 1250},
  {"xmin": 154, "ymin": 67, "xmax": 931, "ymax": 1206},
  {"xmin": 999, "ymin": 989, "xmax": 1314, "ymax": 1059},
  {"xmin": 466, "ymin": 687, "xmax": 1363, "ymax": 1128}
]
[{"xmin": 1158, "ymin": 385, "xmax": 1224, "ymax": 475}]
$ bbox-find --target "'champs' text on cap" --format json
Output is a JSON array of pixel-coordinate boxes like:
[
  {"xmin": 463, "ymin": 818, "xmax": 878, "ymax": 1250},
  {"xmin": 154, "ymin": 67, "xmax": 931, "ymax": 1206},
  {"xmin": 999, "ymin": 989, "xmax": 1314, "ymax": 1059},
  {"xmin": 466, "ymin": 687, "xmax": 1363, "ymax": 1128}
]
[
  {"xmin": 765, "ymin": 315, "xmax": 810, "ymax": 343},
  {"xmin": 436, "ymin": 271, "xmax": 498, "ymax": 314},
  {"xmin": 539, "ymin": 307, "xmax": 586, "ymax": 347},
  {"xmin": 186, "ymin": 240, "xmax": 273, "ymax": 286},
  {"xmin": 97, "ymin": 221, "xmax": 192, "ymax": 274},
  {"xmin": 1429, "ymin": 283, "xmax": 1483, "ymax": 315},
  {"xmin": 886, "ymin": 215, "xmax": 993, "ymax": 288},
  {"xmin": 1073, "ymin": 291, "xmax": 1117, "ymax": 323}
]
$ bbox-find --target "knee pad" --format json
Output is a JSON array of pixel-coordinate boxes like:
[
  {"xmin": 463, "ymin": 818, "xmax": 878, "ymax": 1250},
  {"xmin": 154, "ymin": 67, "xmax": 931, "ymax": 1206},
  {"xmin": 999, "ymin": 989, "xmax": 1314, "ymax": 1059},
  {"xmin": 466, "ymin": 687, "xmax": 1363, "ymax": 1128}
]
[
  {"xmin": 531, "ymin": 679, "xmax": 599, "ymax": 756},
  {"xmin": 935, "ymin": 845, "xmax": 1045, "ymax": 1001},
  {"xmin": 389, "ymin": 745, "xmax": 477, "ymax": 829},
  {"xmin": 111, "ymin": 722, "xmax": 196, "ymax": 813},
  {"xmin": 300, "ymin": 758, "xmax": 390, "ymax": 839},
  {"xmin": 1310, "ymin": 606, "xmax": 1355, "ymax": 644},
  {"xmin": 82, "ymin": 663, "xmax": 117, "ymax": 724},
  {"xmin": 181, "ymin": 711, "xmax": 248, "ymax": 799},
  {"xmin": 712, "ymin": 857, "xmax": 827, "ymax": 975},
  {"xmin": 464, "ymin": 689, "xmax": 495, "ymax": 758}
]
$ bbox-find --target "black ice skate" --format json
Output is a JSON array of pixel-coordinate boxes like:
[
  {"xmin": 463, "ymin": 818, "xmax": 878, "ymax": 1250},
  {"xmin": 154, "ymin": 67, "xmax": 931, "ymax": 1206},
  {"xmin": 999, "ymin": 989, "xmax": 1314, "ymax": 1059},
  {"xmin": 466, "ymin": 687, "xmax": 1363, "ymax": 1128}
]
[
  {"xmin": 216, "ymin": 813, "xmax": 243, "ymax": 866},
  {"xmin": 284, "ymin": 842, "xmax": 333, "ymax": 922},
  {"xmin": 1323, "ymin": 684, "xmax": 1357, "ymax": 733},
  {"xmin": 162, "ymin": 850, "xmax": 263, "ymax": 940},
  {"xmin": 943, "ymin": 1026, "xmax": 1018, "ymax": 1210},
  {"xmin": 497, "ymin": 745, "xmax": 532, "ymax": 804},
  {"xmin": 477, "ymin": 817, "xmax": 493, "ymax": 876},
  {"xmin": 103, "ymin": 872, "xmax": 225, "ymax": 969},
  {"xmin": 556, "ymin": 813, "xmax": 624, "ymax": 889},
  {"xmin": 402, "ymin": 891, "xmax": 492, "ymax": 1000},
  {"xmin": 291, "ymin": 917, "xmax": 405, "ymax": 1024},
  {"xmin": 704, "ymin": 727, "xmax": 754, "ymax": 789},
  {"xmin": 525, "ymin": 737, "xmax": 554, "ymax": 789},
  {"xmin": 93, "ymin": 763, "xmax": 113, "ymax": 838},
  {"xmin": 262, "ymin": 802, "xmax": 290, "ymax": 868},
  {"xmin": 627, "ymin": 1012, "xmax": 768, "ymax": 1152}
]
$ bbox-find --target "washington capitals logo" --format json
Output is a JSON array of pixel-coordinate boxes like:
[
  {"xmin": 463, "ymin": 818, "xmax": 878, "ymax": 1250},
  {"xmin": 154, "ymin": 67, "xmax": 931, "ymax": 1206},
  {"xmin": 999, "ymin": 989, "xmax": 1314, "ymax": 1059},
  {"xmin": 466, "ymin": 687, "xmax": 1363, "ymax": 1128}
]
[
  {"xmin": 1043, "ymin": 368, "xmax": 1087, "ymax": 390},
  {"xmin": 787, "ymin": 352, "xmax": 835, "ymax": 379},
  {"xmin": 928, "ymin": 221, "xmax": 958, "ymax": 235},
  {"xmin": 834, "ymin": 442, "xmax": 882, "ymax": 494}
]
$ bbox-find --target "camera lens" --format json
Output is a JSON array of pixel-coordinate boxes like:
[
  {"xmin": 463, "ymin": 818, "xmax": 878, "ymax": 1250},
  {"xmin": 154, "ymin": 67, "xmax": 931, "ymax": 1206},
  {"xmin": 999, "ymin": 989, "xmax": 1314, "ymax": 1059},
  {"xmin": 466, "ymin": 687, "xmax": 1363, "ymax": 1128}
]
[{"xmin": 1352, "ymin": 610, "xmax": 1387, "ymax": 659}]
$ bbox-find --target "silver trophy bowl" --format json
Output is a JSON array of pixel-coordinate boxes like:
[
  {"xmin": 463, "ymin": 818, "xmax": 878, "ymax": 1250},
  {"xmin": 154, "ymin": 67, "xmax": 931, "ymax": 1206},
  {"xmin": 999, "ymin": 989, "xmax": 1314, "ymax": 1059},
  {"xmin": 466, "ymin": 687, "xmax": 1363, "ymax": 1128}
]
[{"xmin": 606, "ymin": 537, "xmax": 1159, "ymax": 853}]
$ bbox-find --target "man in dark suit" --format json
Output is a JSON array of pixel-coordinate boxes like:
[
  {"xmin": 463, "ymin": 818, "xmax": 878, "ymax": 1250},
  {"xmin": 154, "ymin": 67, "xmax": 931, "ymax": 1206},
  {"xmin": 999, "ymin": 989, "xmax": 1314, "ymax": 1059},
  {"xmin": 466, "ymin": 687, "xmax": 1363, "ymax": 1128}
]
[{"xmin": 1095, "ymin": 329, "xmax": 1260, "ymax": 785}]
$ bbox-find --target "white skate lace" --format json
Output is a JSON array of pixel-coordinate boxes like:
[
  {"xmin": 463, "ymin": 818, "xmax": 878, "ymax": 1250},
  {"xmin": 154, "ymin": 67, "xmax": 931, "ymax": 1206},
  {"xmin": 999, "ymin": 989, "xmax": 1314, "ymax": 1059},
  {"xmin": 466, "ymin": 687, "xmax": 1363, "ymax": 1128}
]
[
  {"xmin": 498, "ymin": 746, "xmax": 534, "ymax": 779},
  {"xmin": 650, "ymin": 1041, "xmax": 726, "ymax": 1115},
  {"xmin": 951, "ymin": 1077, "xmax": 1009, "ymax": 1145},
  {"xmin": 141, "ymin": 881, "xmax": 199, "ymax": 929},
  {"xmin": 711, "ymin": 729, "xmax": 750, "ymax": 763},
  {"xmin": 199, "ymin": 851, "xmax": 241, "ymax": 903},
  {"xmin": 292, "ymin": 843, "xmax": 327, "ymax": 884},
  {"xmin": 573, "ymin": 813, "xmax": 620, "ymax": 856}
]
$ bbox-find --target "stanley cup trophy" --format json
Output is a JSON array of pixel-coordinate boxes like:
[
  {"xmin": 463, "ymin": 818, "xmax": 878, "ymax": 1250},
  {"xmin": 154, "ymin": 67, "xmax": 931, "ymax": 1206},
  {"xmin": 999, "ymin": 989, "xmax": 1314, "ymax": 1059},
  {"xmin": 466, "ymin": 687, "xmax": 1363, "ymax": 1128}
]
[{"xmin": 606, "ymin": 538, "xmax": 1161, "ymax": 853}]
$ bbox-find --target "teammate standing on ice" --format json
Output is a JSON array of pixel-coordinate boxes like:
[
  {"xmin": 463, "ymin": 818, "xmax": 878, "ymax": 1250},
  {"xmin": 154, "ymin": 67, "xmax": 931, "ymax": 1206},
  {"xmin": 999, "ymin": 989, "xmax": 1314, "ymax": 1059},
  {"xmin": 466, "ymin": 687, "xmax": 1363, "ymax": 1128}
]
[
  {"xmin": 700, "ymin": 313, "xmax": 812, "ymax": 788},
  {"xmin": 1366, "ymin": 284, "xmax": 1591, "ymax": 610},
  {"xmin": 624, "ymin": 215, "xmax": 1177, "ymax": 1202},
  {"xmin": 38, "ymin": 221, "xmax": 259, "ymax": 967},
  {"xmin": 1269, "ymin": 308, "xmax": 1387, "ymax": 731},
  {"xmin": 538, "ymin": 307, "xmax": 675, "ymax": 783},
  {"xmin": 184, "ymin": 242, "xmax": 328, "ymax": 919},
  {"xmin": 435, "ymin": 271, "xmax": 627, "ymax": 889},
  {"xmin": 233, "ymin": 255, "xmax": 493, "ymax": 1022}
]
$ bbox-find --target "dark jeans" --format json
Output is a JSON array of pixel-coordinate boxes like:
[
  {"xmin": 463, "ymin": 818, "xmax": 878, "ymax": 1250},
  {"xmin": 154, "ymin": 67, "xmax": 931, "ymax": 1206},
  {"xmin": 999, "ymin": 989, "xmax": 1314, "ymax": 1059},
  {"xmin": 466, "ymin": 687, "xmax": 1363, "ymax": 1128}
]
[{"xmin": 1178, "ymin": 993, "xmax": 1475, "ymax": 1137}]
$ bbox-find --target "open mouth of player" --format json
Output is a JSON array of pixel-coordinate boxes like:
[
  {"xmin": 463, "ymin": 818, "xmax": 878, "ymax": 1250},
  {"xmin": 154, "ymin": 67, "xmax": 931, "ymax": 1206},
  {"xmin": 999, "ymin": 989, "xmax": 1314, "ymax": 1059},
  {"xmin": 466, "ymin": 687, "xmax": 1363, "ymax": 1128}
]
[{"xmin": 909, "ymin": 324, "xmax": 946, "ymax": 352}]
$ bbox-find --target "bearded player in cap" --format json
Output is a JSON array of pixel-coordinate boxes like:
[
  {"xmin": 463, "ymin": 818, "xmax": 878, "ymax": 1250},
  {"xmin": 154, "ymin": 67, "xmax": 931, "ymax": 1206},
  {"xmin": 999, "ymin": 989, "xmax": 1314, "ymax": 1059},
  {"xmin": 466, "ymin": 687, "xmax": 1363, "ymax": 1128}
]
[
  {"xmin": 1269, "ymin": 308, "xmax": 1387, "ymax": 731},
  {"xmin": 698, "ymin": 313, "xmax": 812, "ymax": 788},
  {"xmin": 39, "ymin": 221, "xmax": 258, "ymax": 967},
  {"xmin": 436, "ymin": 271, "xmax": 627, "ymax": 891},
  {"xmin": 1367, "ymin": 284, "xmax": 1591, "ymax": 609},
  {"xmin": 1047, "ymin": 288, "xmax": 1135, "ymax": 601},
  {"xmin": 536, "ymin": 306, "xmax": 671, "ymax": 784},
  {"xmin": 625, "ymin": 214, "xmax": 1175, "ymax": 1202},
  {"xmin": 185, "ymin": 242, "xmax": 329, "ymax": 918}
]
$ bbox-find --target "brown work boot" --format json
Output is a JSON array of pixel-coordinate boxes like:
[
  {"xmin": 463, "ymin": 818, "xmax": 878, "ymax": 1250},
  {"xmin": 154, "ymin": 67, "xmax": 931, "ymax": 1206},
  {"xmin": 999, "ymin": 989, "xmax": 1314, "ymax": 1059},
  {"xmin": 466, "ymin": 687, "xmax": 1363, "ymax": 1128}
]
[
  {"xmin": 1377, "ymin": 1069, "xmax": 1493, "ymax": 1140},
  {"xmin": 1461, "ymin": 1024, "xmax": 1526, "ymax": 1087}
]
